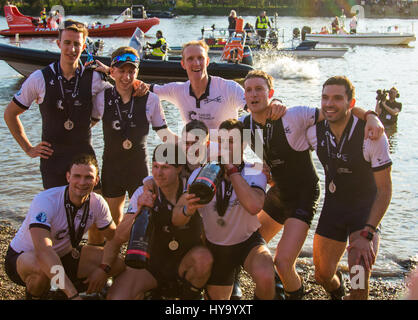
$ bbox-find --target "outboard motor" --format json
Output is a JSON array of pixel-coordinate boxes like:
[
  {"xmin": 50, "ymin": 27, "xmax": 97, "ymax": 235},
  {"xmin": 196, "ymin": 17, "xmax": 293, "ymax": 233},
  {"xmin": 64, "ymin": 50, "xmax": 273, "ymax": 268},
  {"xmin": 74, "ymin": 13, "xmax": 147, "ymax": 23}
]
[
  {"xmin": 301, "ymin": 26, "xmax": 311, "ymax": 41},
  {"xmin": 129, "ymin": 27, "xmax": 146, "ymax": 58},
  {"xmin": 293, "ymin": 27, "xmax": 301, "ymax": 40}
]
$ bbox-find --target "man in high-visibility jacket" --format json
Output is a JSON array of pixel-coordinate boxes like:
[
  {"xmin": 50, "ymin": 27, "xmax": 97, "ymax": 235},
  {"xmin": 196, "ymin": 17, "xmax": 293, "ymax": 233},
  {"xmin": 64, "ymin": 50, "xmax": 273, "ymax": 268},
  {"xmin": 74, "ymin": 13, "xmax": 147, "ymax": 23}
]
[
  {"xmin": 255, "ymin": 11, "xmax": 272, "ymax": 44},
  {"xmin": 146, "ymin": 30, "xmax": 168, "ymax": 60},
  {"xmin": 40, "ymin": 8, "xmax": 47, "ymax": 28}
]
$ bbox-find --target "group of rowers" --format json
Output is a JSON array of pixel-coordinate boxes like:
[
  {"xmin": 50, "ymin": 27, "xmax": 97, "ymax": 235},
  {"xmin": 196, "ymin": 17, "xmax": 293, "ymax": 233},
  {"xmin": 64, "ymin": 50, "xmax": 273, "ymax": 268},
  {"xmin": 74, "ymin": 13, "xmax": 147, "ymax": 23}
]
[{"xmin": 2, "ymin": 19, "xmax": 392, "ymax": 300}]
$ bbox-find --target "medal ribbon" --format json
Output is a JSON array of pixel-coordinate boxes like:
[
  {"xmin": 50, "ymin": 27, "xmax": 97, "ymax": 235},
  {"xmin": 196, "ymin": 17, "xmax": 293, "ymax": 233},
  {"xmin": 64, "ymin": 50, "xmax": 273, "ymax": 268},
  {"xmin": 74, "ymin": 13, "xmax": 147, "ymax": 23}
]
[
  {"xmin": 55, "ymin": 62, "xmax": 82, "ymax": 123},
  {"xmin": 324, "ymin": 115, "xmax": 354, "ymax": 189},
  {"xmin": 250, "ymin": 116, "xmax": 274, "ymax": 167},
  {"xmin": 113, "ymin": 88, "xmax": 135, "ymax": 142},
  {"xmin": 64, "ymin": 186, "xmax": 90, "ymax": 250}
]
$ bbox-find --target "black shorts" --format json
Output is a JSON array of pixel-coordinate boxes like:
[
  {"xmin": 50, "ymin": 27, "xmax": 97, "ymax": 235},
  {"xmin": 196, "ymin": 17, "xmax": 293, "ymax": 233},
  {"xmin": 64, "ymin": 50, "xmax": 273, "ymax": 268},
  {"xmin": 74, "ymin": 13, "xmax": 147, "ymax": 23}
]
[
  {"xmin": 40, "ymin": 143, "xmax": 100, "ymax": 190},
  {"xmin": 263, "ymin": 182, "xmax": 320, "ymax": 227},
  {"xmin": 4, "ymin": 245, "xmax": 83, "ymax": 287},
  {"xmin": 101, "ymin": 157, "xmax": 148, "ymax": 198},
  {"xmin": 206, "ymin": 231, "xmax": 266, "ymax": 286},
  {"xmin": 315, "ymin": 197, "xmax": 375, "ymax": 242}
]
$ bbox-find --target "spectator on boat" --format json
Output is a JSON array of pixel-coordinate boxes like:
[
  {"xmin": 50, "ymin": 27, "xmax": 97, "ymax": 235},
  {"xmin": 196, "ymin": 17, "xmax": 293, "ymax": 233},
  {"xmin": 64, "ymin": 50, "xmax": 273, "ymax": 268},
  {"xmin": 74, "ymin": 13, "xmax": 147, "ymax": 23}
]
[
  {"xmin": 331, "ymin": 16, "xmax": 340, "ymax": 34},
  {"xmin": 255, "ymin": 11, "xmax": 272, "ymax": 44},
  {"xmin": 93, "ymin": 46, "xmax": 176, "ymax": 241},
  {"xmin": 306, "ymin": 76, "xmax": 392, "ymax": 300},
  {"xmin": 40, "ymin": 8, "xmax": 47, "ymax": 28},
  {"xmin": 228, "ymin": 10, "xmax": 237, "ymax": 37},
  {"xmin": 146, "ymin": 30, "xmax": 167, "ymax": 60},
  {"xmin": 375, "ymin": 87, "xmax": 402, "ymax": 126},
  {"xmin": 105, "ymin": 143, "xmax": 213, "ymax": 300},
  {"xmin": 350, "ymin": 13, "xmax": 358, "ymax": 34},
  {"xmin": 3, "ymin": 154, "xmax": 125, "ymax": 300}
]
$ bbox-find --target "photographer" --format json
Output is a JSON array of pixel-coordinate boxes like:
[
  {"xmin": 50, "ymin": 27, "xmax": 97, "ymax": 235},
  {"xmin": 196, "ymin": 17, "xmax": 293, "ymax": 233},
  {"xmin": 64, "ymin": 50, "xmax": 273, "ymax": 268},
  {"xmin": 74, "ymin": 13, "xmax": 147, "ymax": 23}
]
[{"xmin": 375, "ymin": 87, "xmax": 402, "ymax": 126}]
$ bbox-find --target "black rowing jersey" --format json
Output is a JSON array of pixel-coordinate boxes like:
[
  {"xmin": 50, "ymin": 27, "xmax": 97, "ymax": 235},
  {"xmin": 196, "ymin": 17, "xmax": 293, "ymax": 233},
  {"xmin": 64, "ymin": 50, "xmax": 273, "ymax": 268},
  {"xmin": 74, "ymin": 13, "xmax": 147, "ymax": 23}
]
[{"xmin": 242, "ymin": 106, "xmax": 320, "ymax": 199}]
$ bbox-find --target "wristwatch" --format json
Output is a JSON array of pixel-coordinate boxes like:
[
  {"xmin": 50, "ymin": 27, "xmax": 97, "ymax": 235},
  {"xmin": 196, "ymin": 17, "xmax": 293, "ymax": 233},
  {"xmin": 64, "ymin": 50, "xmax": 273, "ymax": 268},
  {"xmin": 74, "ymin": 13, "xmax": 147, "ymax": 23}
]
[
  {"xmin": 360, "ymin": 230, "xmax": 374, "ymax": 241},
  {"xmin": 99, "ymin": 263, "xmax": 111, "ymax": 275}
]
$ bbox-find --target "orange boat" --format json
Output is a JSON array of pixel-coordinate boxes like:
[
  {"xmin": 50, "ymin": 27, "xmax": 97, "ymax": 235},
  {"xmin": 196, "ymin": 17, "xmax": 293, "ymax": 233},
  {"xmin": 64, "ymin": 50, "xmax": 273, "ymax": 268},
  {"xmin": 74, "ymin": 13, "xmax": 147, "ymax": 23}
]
[{"xmin": 0, "ymin": 5, "xmax": 160, "ymax": 37}]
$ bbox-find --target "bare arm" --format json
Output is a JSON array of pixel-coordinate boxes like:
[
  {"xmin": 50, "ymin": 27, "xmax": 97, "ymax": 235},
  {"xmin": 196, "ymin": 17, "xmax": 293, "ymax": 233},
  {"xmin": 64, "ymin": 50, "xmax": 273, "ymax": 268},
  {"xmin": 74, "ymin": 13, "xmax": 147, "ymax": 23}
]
[
  {"xmin": 30, "ymin": 227, "xmax": 79, "ymax": 299},
  {"xmin": 227, "ymin": 168, "xmax": 265, "ymax": 215},
  {"xmin": 4, "ymin": 101, "xmax": 54, "ymax": 159},
  {"xmin": 381, "ymin": 100, "xmax": 400, "ymax": 116}
]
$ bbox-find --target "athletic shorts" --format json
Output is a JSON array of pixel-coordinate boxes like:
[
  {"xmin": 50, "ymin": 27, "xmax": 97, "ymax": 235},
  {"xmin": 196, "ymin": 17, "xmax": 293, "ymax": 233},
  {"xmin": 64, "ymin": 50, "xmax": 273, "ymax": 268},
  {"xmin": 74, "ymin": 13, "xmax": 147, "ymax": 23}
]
[
  {"xmin": 40, "ymin": 143, "xmax": 100, "ymax": 190},
  {"xmin": 4, "ymin": 245, "xmax": 83, "ymax": 287},
  {"xmin": 101, "ymin": 157, "xmax": 148, "ymax": 198},
  {"xmin": 315, "ymin": 197, "xmax": 375, "ymax": 242},
  {"xmin": 206, "ymin": 230, "xmax": 266, "ymax": 286},
  {"xmin": 263, "ymin": 182, "xmax": 320, "ymax": 227}
]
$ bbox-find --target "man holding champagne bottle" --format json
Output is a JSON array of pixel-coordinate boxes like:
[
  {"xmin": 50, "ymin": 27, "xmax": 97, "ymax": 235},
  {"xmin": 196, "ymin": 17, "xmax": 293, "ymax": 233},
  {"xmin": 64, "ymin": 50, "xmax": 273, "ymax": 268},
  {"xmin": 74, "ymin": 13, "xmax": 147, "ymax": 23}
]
[{"xmin": 103, "ymin": 143, "xmax": 213, "ymax": 300}]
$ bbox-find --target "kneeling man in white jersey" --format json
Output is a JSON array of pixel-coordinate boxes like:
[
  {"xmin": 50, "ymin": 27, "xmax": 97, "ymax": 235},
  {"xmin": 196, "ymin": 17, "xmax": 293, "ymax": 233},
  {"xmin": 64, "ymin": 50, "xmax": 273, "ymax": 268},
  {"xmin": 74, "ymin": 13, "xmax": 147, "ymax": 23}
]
[{"xmin": 4, "ymin": 154, "xmax": 125, "ymax": 299}]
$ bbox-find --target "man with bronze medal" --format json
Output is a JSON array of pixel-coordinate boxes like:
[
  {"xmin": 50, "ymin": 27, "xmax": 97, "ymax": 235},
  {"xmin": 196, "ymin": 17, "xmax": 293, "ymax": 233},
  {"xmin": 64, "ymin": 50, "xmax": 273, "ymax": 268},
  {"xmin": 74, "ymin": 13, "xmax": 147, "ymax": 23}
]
[
  {"xmin": 103, "ymin": 143, "xmax": 212, "ymax": 300},
  {"xmin": 175, "ymin": 119, "xmax": 277, "ymax": 300},
  {"xmin": 4, "ymin": 20, "xmax": 110, "ymax": 190},
  {"xmin": 93, "ymin": 46, "xmax": 176, "ymax": 247},
  {"xmin": 306, "ymin": 76, "xmax": 393, "ymax": 300},
  {"xmin": 4, "ymin": 155, "xmax": 125, "ymax": 300},
  {"xmin": 241, "ymin": 70, "xmax": 385, "ymax": 300}
]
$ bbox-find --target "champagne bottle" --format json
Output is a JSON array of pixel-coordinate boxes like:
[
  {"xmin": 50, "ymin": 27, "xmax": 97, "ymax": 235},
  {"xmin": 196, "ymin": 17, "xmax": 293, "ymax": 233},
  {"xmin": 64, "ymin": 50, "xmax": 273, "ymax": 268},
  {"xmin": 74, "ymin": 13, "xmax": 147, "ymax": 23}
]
[
  {"xmin": 125, "ymin": 206, "xmax": 152, "ymax": 269},
  {"xmin": 189, "ymin": 161, "xmax": 223, "ymax": 204}
]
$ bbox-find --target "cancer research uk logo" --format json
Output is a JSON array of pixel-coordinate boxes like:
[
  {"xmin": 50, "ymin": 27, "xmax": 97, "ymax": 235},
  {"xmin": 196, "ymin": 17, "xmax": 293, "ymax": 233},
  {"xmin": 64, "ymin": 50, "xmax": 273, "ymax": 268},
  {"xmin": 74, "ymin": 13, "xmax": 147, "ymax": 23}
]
[{"xmin": 36, "ymin": 212, "xmax": 47, "ymax": 223}]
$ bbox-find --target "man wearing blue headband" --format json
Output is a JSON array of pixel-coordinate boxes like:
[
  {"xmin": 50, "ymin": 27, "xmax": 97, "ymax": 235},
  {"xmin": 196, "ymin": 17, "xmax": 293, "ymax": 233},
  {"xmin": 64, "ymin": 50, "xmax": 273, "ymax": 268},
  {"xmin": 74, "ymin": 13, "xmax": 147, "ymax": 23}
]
[{"xmin": 90, "ymin": 46, "xmax": 176, "ymax": 245}]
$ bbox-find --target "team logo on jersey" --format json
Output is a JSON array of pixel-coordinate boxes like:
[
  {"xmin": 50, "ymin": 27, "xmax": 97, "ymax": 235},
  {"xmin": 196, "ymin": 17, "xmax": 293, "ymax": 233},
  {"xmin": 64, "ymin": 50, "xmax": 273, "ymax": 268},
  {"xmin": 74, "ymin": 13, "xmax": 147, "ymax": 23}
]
[
  {"xmin": 49, "ymin": 79, "xmax": 55, "ymax": 86},
  {"xmin": 74, "ymin": 100, "xmax": 82, "ymax": 107},
  {"xmin": 188, "ymin": 111, "xmax": 198, "ymax": 121},
  {"xmin": 203, "ymin": 96, "xmax": 223, "ymax": 104},
  {"xmin": 16, "ymin": 89, "xmax": 22, "ymax": 96},
  {"xmin": 284, "ymin": 126, "xmax": 292, "ymax": 134},
  {"xmin": 112, "ymin": 120, "xmax": 121, "ymax": 130},
  {"xmin": 35, "ymin": 212, "xmax": 47, "ymax": 223}
]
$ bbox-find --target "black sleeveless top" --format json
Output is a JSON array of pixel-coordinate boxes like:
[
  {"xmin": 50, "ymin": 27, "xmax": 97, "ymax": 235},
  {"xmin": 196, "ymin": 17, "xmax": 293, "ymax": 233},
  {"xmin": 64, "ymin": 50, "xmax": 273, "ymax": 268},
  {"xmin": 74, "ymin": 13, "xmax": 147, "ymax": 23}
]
[
  {"xmin": 40, "ymin": 62, "xmax": 94, "ymax": 148},
  {"xmin": 316, "ymin": 116, "xmax": 377, "ymax": 204},
  {"xmin": 102, "ymin": 87, "xmax": 150, "ymax": 160},
  {"xmin": 243, "ymin": 115, "xmax": 319, "ymax": 200}
]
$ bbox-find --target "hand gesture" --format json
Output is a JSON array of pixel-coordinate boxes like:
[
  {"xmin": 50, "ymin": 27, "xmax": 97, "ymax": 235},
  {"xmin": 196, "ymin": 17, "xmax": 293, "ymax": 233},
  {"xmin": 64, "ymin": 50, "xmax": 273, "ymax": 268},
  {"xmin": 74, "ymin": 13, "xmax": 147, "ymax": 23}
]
[{"xmin": 27, "ymin": 141, "xmax": 53, "ymax": 159}]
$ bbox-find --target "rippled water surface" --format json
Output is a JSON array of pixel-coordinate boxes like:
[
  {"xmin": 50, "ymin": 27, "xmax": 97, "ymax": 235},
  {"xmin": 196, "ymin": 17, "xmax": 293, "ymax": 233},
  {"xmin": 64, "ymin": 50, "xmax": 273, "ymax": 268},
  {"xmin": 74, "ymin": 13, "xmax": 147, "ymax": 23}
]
[{"xmin": 0, "ymin": 14, "xmax": 417, "ymax": 279}]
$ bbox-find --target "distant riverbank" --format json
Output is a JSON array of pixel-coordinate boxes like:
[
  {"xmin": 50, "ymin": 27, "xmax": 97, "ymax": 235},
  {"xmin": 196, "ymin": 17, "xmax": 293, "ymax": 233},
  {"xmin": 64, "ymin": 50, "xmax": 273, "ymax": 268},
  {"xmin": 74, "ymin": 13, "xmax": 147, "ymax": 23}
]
[{"xmin": 3, "ymin": 3, "xmax": 418, "ymax": 19}]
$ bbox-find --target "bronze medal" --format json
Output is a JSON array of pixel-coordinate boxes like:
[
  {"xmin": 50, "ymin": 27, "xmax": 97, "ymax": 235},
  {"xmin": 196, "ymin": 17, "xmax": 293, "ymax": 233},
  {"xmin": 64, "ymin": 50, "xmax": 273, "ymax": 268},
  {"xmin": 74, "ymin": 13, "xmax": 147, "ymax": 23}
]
[
  {"xmin": 64, "ymin": 119, "xmax": 74, "ymax": 131},
  {"xmin": 122, "ymin": 139, "xmax": 132, "ymax": 150},
  {"xmin": 329, "ymin": 180, "xmax": 336, "ymax": 193},
  {"xmin": 71, "ymin": 247, "xmax": 80, "ymax": 259},
  {"xmin": 217, "ymin": 218, "xmax": 226, "ymax": 227},
  {"xmin": 168, "ymin": 240, "xmax": 179, "ymax": 251}
]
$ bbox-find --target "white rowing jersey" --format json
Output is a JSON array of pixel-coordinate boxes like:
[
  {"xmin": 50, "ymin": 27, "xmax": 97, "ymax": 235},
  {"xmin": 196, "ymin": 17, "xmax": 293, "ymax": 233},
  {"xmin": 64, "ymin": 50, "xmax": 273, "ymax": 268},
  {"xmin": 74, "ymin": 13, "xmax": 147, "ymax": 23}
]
[
  {"xmin": 151, "ymin": 76, "xmax": 246, "ymax": 129},
  {"xmin": 187, "ymin": 163, "xmax": 266, "ymax": 246},
  {"xmin": 10, "ymin": 186, "xmax": 113, "ymax": 257}
]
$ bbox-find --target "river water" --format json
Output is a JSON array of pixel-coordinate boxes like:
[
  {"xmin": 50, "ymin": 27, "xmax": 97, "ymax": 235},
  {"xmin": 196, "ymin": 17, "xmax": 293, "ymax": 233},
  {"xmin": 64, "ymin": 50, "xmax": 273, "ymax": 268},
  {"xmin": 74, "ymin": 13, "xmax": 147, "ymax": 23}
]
[{"xmin": 0, "ymin": 14, "xmax": 416, "ymax": 281}]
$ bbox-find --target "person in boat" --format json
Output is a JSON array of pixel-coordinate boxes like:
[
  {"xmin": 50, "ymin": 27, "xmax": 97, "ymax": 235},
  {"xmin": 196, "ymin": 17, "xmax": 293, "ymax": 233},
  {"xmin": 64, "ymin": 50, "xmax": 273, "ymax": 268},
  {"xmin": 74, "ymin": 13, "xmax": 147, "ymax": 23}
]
[
  {"xmin": 375, "ymin": 87, "xmax": 402, "ymax": 126},
  {"xmin": 331, "ymin": 16, "xmax": 340, "ymax": 34},
  {"xmin": 3, "ymin": 154, "xmax": 125, "ymax": 300},
  {"xmin": 306, "ymin": 76, "xmax": 392, "ymax": 300},
  {"xmin": 241, "ymin": 70, "xmax": 385, "ymax": 300},
  {"xmin": 174, "ymin": 119, "xmax": 277, "ymax": 300},
  {"xmin": 40, "ymin": 8, "xmax": 47, "ymax": 28},
  {"xmin": 104, "ymin": 143, "xmax": 213, "ymax": 300},
  {"xmin": 145, "ymin": 30, "xmax": 168, "ymax": 60},
  {"xmin": 228, "ymin": 10, "xmax": 237, "ymax": 37},
  {"xmin": 4, "ymin": 20, "xmax": 111, "ymax": 191},
  {"xmin": 350, "ymin": 13, "xmax": 358, "ymax": 34},
  {"xmin": 255, "ymin": 11, "xmax": 272, "ymax": 44},
  {"xmin": 93, "ymin": 46, "xmax": 176, "ymax": 244}
]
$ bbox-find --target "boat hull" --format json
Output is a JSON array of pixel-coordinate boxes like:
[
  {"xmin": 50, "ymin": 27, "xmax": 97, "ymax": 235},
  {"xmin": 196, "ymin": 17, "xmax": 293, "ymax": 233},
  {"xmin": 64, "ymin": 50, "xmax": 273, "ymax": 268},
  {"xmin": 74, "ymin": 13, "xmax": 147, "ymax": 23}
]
[
  {"xmin": 0, "ymin": 18, "xmax": 160, "ymax": 37},
  {"xmin": 0, "ymin": 43, "xmax": 252, "ymax": 81},
  {"xmin": 305, "ymin": 33, "xmax": 416, "ymax": 45}
]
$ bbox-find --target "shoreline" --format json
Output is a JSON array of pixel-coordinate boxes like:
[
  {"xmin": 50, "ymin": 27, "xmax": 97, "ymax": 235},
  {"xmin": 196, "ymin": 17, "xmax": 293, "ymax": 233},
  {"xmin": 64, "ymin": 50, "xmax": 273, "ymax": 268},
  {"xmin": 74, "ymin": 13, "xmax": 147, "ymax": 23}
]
[{"xmin": 0, "ymin": 221, "xmax": 410, "ymax": 300}]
